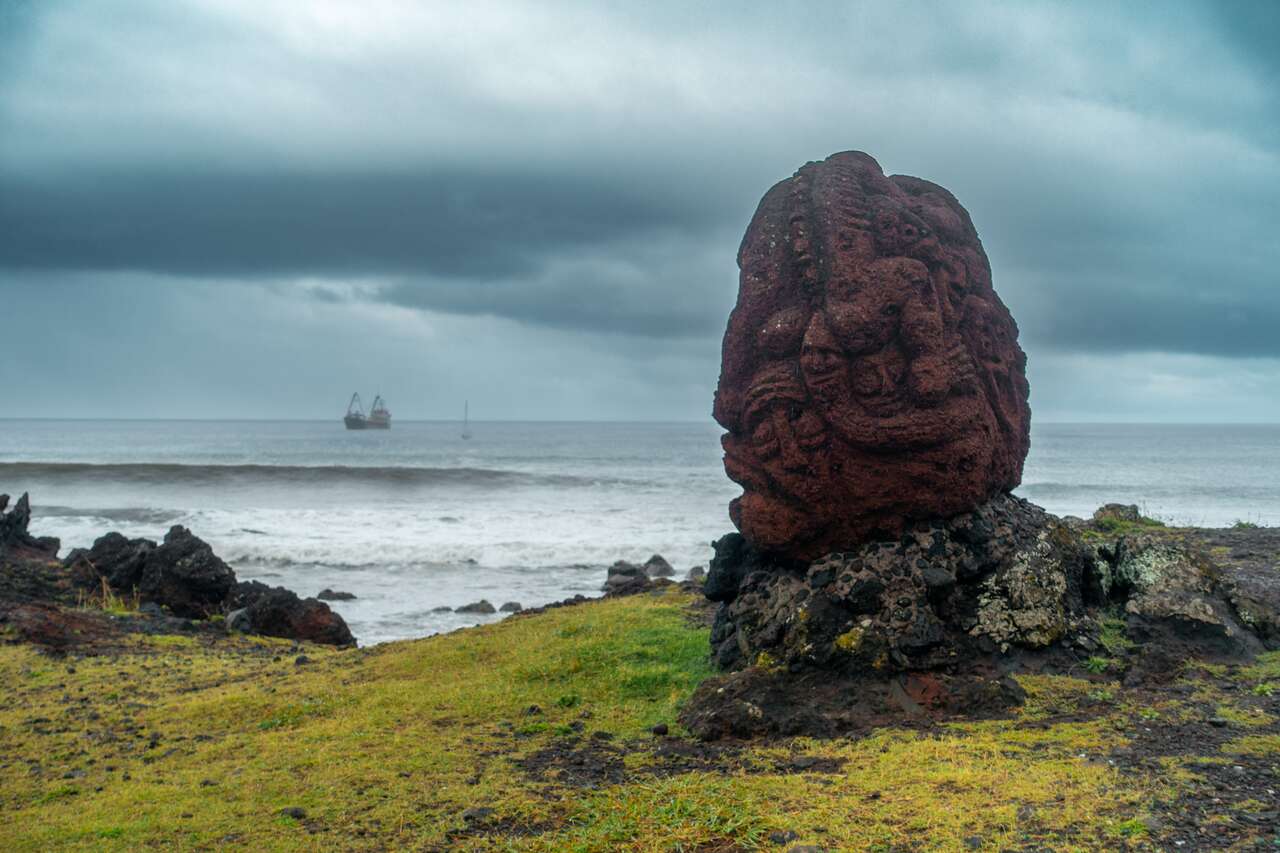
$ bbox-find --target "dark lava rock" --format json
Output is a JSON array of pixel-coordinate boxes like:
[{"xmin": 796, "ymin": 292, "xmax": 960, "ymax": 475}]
[
  {"xmin": 651, "ymin": 723, "xmax": 669, "ymax": 736},
  {"xmin": 232, "ymin": 581, "xmax": 354, "ymax": 647},
  {"xmin": 279, "ymin": 807, "xmax": 307, "ymax": 820},
  {"xmin": 430, "ymin": 606, "xmax": 453, "ymax": 613},
  {"xmin": 456, "ymin": 600, "xmax": 497, "ymax": 614},
  {"xmin": 65, "ymin": 532, "xmax": 155, "ymax": 591},
  {"xmin": 1181, "ymin": 525, "xmax": 1280, "ymax": 649},
  {"xmin": 138, "ymin": 526, "xmax": 235, "ymax": 619},
  {"xmin": 498, "ymin": 601, "xmax": 523, "ymax": 613},
  {"xmin": 602, "ymin": 560, "xmax": 654, "ymax": 596},
  {"xmin": 643, "ymin": 554, "xmax": 675, "ymax": 578},
  {"xmin": 316, "ymin": 588, "xmax": 356, "ymax": 601},
  {"xmin": 687, "ymin": 492, "xmax": 1274, "ymax": 739},
  {"xmin": 1101, "ymin": 535, "xmax": 1263, "ymax": 660},
  {"xmin": 714, "ymin": 151, "xmax": 1030, "ymax": 560},
  {"xmin": 705, "ymin": 495, "xmax": 1098, "ymax": 676},
  {"xmin": 0, "ymin": 493, "xmax": 59, "ymax": 560}
]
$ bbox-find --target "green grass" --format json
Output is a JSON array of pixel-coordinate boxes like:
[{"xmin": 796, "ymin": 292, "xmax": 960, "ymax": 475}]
[{"xmin": 0, "ymin": 588, "xmax": 1272, "ymax": 851}]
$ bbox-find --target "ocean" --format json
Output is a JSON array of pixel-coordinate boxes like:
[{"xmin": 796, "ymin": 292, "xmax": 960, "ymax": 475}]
[{"xmin": 2, "ymin": 420, "xmax": 1277, "ymax": 644}]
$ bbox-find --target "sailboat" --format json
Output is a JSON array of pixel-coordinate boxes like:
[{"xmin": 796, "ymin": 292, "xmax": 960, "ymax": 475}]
[{"xmin": 461, "ymin": 400, "xmax": 472, "ymax": 440}]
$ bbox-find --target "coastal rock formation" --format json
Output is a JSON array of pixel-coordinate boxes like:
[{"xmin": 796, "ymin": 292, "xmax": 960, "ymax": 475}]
[
  {"xmin": 1, "ymin": 494, "xmax": 356, "ymax": 647},
  {"xmin": 65, "ymin": 532, "xmax": 155, "ymax": 591},
  {"xmin": 714, "ymin": 151, "xmax": 1030, "ymax": 560},
  {"xmin": 0, "ymin": 493, "xmax": 60, "ymax": 560},
  {"xmin": 702, "ymin": 494, "xmax": 1095, "ymax": 674},
  {"xmin": 456, "ymin": 599, "xmax": 497, "ymax": 614},
  {"xmin": 683, "ymin": 497, "xmax": 1277, "ymax": 739},
  {"xmin": 137, "ymin": 526, "xmax": 237, "ymax": 619},
  {"xmin": 230, "ymin": 581, "xmax": 355, "ymax": 647}
]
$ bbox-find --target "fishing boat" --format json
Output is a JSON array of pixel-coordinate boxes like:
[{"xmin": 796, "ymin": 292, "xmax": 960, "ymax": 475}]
[
  {"xmin": 461, "ymin": 400, "xmax": 472, "ymax": 440},
  {"xmin": 344, "ymin": 393, "xmax": 392, "ymax": 430}
]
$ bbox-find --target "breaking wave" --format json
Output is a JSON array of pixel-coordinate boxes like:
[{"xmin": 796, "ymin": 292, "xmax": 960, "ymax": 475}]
[{"xmin": 0, "ymin": 462, "xmax": 613, "ymax": 489}]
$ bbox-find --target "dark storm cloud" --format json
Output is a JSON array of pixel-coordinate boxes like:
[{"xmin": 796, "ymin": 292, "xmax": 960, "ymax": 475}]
[
  {"xmin": 1, "ymin": 0, "xmax": 1279, "ymax": 419},
  {"xmin": 0, "ymin": 169, "xmax": 720, "ymax": 280}
]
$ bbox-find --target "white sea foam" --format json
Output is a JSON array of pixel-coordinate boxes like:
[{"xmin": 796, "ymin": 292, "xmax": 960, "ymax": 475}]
[{"xmin": 5, "ymin": 419, "xmax": 1280, "ymax": 643}]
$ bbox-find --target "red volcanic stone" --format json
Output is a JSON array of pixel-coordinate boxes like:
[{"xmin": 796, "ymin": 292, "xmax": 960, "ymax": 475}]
[{"xmin": 714, "ymin": 151, "xmax": 1030, "ymax": 559}]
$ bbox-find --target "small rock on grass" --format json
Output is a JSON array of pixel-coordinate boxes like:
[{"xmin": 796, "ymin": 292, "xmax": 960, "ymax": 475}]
[
  {"xmin": 650, "ymin": 723, "xmax": 669, "ymax": 736},
  {"xmin": 461, "ymin": 807, "xmax": 493, "ymax": 823},
  {"xmin": 279, "ymin": 807, "xmax": 306, "ymax": 820}
]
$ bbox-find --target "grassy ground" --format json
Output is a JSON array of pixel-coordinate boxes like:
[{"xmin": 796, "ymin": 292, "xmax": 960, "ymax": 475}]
[{"xmin": 1, "ymin": 587, "xmax": 1277, "ymax": 851}]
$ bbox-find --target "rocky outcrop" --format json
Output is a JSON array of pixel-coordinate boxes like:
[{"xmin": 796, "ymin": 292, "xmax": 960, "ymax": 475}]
[
  {"xmin": 602, "ymin": 561, "xmax": 649, "ymax": 595},
  {"xmin": 1099, "ymin": 535, "xmax": 1262, "ymax": 659},
  {"xmin": 317, "ymin": 588, "xmax": 356, "ymax": 601},
  {"xmin": 703, "ymin": 494, "xmax": 1096, "ymax": 673},
  {"xmin": 2, "ymin": 495, "xmax": 356, "ymax": 647},
  {"xmin": 642, "ymin": 555, "xmax": 675, "ymax": 578},
  {"xmin": 456, "ymin": 599, "xmax": 497, "ymax": 614},
  {"xmin": 229, "ymin": 581, "xmax": 354, "ymax": 647},
  {"xmin": 714, "ymin": 151, "xmax": 1031, "ymax": 560},
  {"xmin": 64, "ymin": 532, "xmax": 154, "ymax": 591},
  {"xmin": 137, "ymin": 526, "xmax": 236, "ymax": 619},
  {"xmin": 684, "ymin": 498, "xmax": 1276, "ymax": 739},
  {"xmin": 0, "ymin": 493, "xmax": 59, "ymax": 560}
]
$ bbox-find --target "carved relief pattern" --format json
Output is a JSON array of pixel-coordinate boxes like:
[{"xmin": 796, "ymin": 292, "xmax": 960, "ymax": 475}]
[{"xmin": 715, "ymin": 152, "xmax": 1031, "ymax": 559}]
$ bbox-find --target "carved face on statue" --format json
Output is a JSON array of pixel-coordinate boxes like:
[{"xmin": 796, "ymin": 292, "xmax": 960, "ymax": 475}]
[{"xmin": 714, "ymin": 151, "xmax": 1031, "ymax": 559}]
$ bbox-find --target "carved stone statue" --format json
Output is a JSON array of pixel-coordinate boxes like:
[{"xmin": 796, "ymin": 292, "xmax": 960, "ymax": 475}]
[
  {"xmin": 714, "ymin": 151, "xmax": 1030, "ymax": 559},
  {"xmin": 683, "ymin": 152, "xmax": 1272, "ymax": 740}
]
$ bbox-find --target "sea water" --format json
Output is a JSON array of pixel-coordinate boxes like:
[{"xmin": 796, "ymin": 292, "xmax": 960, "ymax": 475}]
[{"xmin": 2, "ymin": 420, "xmax": 1277, "ymax": 644}]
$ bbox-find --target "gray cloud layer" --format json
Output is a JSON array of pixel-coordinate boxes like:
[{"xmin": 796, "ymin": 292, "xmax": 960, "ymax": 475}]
[{"xmin": 1, "ymin": 0, "xmax": 1278, "ymax": 418}]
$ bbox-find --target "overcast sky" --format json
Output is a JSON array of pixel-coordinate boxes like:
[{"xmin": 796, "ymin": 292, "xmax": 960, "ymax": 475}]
[{"xmin": 1, "ymin": 0, "xmax": 1277, "ymax": 421}]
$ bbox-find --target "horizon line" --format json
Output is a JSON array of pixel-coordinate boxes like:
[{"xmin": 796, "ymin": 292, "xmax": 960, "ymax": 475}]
[{"xmin": 2, "ymin": 417, "xmax": 1280, "ymax": 427}]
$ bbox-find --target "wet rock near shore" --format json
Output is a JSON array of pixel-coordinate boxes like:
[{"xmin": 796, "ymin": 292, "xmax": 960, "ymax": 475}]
[
  {"xmin": 0, "ymin": 493, "xmax": 60, "ymax": 561},
  {"xmin": 642, "ymin": 554, "xmax": 675, "ymax": 578},
  {"xmin": 64, "ymin": 532, "xmax": 154, "ymax": 591},
  {"xmin": 317, "ymin": 588, "xmax": 356, "ymax": 601},
  {"xmin": 3, "ymin": 494, "xmax": 356, "ymax": 648},
  {"xmin": 602, "ymin": 561, "xmax": 649, "ymax": 595},
  {"xmin": 137, "ymin": 526, "xmax": 237, "ymax": 619},
  {"xmin": 456, "ymin": 599, "xmax": 497, "ymax": 614},
  {"xmin": 229, "ymin": 581, "xmax": 355, "ymax": 647}
]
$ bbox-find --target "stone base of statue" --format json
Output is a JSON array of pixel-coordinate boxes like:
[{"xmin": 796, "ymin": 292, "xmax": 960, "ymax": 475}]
[{"xmin": 679, "ymin": 495, "xmax": 1270, "ymax": 740}]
